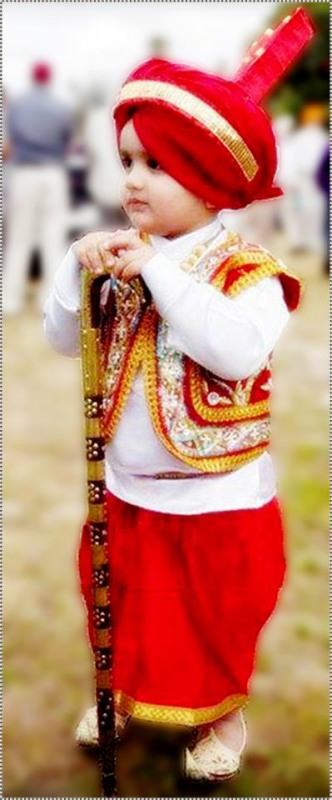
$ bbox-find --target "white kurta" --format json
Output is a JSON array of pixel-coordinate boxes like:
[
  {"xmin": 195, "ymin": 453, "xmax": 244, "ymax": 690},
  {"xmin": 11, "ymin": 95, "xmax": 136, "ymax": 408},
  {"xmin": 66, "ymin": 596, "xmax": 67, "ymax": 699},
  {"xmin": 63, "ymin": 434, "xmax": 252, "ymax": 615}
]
[{"xmin": 43, "ymin": 212, "xmax": 290, "ymax": 514}]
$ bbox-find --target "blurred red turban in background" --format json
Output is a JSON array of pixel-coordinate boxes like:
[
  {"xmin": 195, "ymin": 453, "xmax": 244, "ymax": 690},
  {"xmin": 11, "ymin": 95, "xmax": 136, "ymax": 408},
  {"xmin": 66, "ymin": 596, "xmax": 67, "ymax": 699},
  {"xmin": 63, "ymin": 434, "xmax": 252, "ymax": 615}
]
[{"xmin": 31, "ymin": 62, "xmax": 52, "ymax": 84}]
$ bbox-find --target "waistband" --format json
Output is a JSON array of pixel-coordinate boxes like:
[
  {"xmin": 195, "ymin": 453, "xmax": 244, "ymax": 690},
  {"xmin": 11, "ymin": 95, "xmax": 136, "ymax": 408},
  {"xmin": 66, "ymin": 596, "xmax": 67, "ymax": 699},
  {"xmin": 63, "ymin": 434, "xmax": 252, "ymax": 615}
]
[{"xmin": 138, "ymin": 471, "xmax": 211, "ymax": 480}]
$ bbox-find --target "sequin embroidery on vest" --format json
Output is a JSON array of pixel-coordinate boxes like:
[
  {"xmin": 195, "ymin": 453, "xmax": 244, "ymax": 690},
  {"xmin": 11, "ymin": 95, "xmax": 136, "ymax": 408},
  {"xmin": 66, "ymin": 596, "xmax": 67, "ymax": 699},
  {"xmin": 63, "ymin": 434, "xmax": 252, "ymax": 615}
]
[
  {"xmin": 102, "ymin": 230, "xmax": 300, "ymax": 471},
  {"xmin": 141, "ymin": 308, "xmax": 270, "ymax": 472}
]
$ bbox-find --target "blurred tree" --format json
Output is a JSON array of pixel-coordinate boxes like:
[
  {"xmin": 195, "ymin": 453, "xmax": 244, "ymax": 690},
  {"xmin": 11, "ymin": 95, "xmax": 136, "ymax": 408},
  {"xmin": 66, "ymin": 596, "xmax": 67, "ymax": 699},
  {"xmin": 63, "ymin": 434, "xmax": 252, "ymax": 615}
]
[{"xmin": 266, "ymin": 3, "xmax": 329, "ymax": 118}]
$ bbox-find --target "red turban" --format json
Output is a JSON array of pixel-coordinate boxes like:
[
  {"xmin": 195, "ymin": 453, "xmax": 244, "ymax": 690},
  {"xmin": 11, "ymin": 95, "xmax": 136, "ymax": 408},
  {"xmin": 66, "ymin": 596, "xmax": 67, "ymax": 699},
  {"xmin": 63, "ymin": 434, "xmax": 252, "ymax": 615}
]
[
  {"xmin": 31, "ymin": 62, "xmax": 52, "ymax": 84},
  {"xmin": 113, "ymin": 9, "xmax": 314, "ymax": 211}
]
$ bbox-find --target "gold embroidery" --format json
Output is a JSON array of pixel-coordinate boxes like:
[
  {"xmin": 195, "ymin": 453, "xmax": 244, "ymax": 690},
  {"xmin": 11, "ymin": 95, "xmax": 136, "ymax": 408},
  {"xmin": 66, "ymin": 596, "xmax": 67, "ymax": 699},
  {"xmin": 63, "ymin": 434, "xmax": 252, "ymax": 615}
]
[
  {"xmin": 188, "ymin": 363, "xmax": 269, "ymax": 422},
  {"xmin": 116, "ymin": 80, "xmax": 258, "ymax": 181},
  {"xmin": 210, "ymin": 266, "xmax": 230, "ymax": 291},
  {"xmin": 218, "ymin": 249, "xmax": 303, "ymax": 299},
  {"xmin": 103, "ymin": 279, "xmax": 146, "ymax": 398},
  {"xmin": 103, "ymin": 311, "xmax": 150, "ymax": 441},
  {"xmin": 142, "ymin": 311, "xmax": 269, "ymax": 472},
  {"xmin": 182, "ymin": 232, "xmax": 240, "ymax": 282},
  {"xmin": 228, "ymin": 262, "xmax": 281, "ymax": 295},
  {"xmin": 103, "ymin": 229, "xmax": 241, "ymax": 442},
  {"xmin": 101, "ymin": 234, "xmax": 299, "ymax": 471},
  {"xmin": 114, "ymin": 689, "xmax": 248, "ymax": 727}
]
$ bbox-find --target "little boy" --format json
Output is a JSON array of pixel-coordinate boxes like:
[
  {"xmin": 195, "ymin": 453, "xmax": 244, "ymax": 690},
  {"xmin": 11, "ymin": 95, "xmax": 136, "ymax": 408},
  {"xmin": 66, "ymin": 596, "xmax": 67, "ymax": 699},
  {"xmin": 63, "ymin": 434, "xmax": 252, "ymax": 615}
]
[{"xmin": 44, "ymin": 10, "xmax": 313, "ymax": 781}]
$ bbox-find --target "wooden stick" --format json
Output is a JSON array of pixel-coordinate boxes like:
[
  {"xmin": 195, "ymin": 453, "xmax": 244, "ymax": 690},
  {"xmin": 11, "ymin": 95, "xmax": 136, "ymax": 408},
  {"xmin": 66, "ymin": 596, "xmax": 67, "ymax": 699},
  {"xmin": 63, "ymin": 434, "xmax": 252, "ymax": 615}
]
[
  {"xmin": 79, "ymin": 231, "xmax": 150, "ymax": 794},
  {"xmin": 80, "ymin": 267, "xmax": 116, "ymax": 796}
]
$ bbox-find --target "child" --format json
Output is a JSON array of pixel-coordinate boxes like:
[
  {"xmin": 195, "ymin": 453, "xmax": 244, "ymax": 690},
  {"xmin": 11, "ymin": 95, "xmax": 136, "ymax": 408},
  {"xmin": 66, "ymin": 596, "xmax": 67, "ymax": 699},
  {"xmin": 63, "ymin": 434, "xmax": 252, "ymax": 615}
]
[{"xmin": 43, "ymin": 10, "xmax": 314, "ymax": 782}]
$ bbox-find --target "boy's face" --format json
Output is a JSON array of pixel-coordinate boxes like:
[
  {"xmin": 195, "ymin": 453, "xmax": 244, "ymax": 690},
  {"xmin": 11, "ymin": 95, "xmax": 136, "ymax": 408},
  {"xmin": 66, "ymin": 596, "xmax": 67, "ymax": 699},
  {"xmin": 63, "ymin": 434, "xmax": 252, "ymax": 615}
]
[{"xmin": 119, "ymin": 120, "xmax": 217, "ymax": 238}]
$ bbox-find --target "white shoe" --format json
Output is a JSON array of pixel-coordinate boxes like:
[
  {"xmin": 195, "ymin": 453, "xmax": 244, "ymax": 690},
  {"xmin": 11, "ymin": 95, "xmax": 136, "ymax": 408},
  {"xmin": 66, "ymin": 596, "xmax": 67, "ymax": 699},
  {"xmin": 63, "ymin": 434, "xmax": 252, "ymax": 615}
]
[
  {"xmin": 75, "ymin": 705, "xmax": 126, "ymax": 747},
  {"xmin": 185, "ymin": 709, "xmax": 247, "ymax": 781}
]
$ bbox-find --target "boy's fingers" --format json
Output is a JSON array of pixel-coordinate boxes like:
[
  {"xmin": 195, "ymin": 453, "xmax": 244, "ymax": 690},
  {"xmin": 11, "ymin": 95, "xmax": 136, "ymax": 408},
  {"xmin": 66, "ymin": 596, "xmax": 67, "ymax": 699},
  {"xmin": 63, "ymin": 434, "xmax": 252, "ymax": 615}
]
[
  {"xmin": 79, "ymin": 254, "xmax": 97, "ymax": 272},
  {"xmin": 87, "ymin": 245, "xmax": 99, "ymax": 269},
  {"xmin": 116, "ymin": 252, "xmax": 141, "ymax": 282},
  {"xmin": 113, "ymin": 251, "xmax": 135, "ymax": 276},
  {"xmin": 107, "ymin": 230, "xmax": 139, "ymax": 252},
  {"xmin": 77, "ymin": 253, "xmax": 90, "ymax": 269},
  {"xmin": 110, "ymin": 226, "xmax": 136, "ymax": 239},
  {"xmin": 112, "ymin": 261, "xmax": 124, "ymax": 278},
  {"xmin": 112, "ymin": 252, "xmax": 125, "ymax": 271},
  {"xmin": 121, "ymin": 264, "xmax": 138, "ymax": 282},
  {"xmin": 88, "ymin": 246, "xmax": 105, "ymax": 273},
  {"xmin": 99, "ymin": 243, "xmax": 114, "ymax": 266}
]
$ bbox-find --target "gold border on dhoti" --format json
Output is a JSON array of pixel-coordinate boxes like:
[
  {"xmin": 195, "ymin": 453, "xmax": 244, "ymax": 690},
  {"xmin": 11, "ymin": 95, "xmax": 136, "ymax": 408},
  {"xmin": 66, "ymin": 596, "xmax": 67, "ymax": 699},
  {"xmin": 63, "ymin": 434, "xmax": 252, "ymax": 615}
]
[{"xmin": 114, "ymin": 689, "xmax": 248, "ymax": 727}]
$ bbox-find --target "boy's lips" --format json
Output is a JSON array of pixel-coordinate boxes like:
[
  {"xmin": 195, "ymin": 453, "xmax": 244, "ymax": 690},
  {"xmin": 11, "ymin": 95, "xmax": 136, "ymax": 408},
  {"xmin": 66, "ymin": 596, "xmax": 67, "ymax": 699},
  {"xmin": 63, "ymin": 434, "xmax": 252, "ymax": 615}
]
[{"xmin": 127, "ymin": 199, "xmax": 148, "ymax": 209}]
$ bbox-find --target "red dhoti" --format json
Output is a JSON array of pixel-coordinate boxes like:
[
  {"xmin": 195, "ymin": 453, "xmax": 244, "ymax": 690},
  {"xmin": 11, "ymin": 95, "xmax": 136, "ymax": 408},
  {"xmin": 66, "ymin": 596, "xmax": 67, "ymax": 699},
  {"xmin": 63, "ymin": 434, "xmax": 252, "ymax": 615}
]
[{"xmin": 77, "ymin": 491, "xmax": 286, "ymax": 726}]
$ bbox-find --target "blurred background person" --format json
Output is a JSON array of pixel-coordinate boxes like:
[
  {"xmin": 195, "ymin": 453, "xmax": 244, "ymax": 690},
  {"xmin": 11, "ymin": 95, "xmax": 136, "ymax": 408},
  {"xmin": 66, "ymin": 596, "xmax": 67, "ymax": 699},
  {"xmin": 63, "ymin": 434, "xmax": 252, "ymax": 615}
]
[
  {"xmin": 315, "ymin": 142, "xmax": 329, "ymax": 275},
  {"xmin": 4, "ymin": 62, "xmax": 74, "ymax": 314},
  {"xmin": 276, "ymin": 103, "xmax": 328, "ymax": 254},
  {"xmin": 221, "ymin": 103, "xmax": 328, "ymax": 255},
  {"xmin": 81, "ymin": 82, "xmax": 124, "ymax": 228},
  {"xmin": 65, "ymin": 133, "xmax": 101, "ymax": 239},
  {"xmin": 3, "ymin": 86, "xmax": 12, "ymax": 235},
  {"xmin": 219, "ymin": 116, "xmax": 297, "ymax": 248}
]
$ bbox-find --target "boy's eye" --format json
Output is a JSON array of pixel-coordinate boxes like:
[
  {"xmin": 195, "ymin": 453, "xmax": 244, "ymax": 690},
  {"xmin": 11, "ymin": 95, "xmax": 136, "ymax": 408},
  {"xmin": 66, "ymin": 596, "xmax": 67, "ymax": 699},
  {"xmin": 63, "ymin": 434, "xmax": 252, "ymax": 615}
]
[
  {"xmin": 120, "ymin": 155, "xmax": 161, "ymax": 171},
  {"xmin": 121, "ymin": 156, "xmax": 132, "ymax": 169},
  {"xmin": 147, "ymin": 158, "xmax": 161, "ymax": 171}
]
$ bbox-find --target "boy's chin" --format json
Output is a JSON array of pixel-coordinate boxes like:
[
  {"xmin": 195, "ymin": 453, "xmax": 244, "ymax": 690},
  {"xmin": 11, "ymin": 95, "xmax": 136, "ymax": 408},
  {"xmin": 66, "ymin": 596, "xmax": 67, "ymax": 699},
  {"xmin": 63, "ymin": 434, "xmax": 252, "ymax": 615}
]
[
  {"xmin": 126, "ymin": 210, "xmax": 180, "ymax": 238},
  {"xmin": 127, "ymin": 210, "xmax": 153, "ymax": 231},
  {"xmin": 129, "ymin": 219, "xmax": 168, "ymax": 236}
]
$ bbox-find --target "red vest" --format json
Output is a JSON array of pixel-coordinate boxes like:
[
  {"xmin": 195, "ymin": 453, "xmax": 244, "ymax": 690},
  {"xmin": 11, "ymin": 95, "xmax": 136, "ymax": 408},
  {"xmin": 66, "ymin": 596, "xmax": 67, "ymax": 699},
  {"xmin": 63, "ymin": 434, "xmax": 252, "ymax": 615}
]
[{"xmin": 101, "ymin": 231, "xmax": 300, "ymax": 473}]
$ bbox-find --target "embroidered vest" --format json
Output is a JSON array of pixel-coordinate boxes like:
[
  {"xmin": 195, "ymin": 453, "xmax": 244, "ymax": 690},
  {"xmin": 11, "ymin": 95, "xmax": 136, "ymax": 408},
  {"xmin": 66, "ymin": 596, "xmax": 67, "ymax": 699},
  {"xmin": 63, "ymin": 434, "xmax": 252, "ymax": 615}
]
[{"xmin": 100, "ymin": 231, "xmax": 301, "ymax": 473}]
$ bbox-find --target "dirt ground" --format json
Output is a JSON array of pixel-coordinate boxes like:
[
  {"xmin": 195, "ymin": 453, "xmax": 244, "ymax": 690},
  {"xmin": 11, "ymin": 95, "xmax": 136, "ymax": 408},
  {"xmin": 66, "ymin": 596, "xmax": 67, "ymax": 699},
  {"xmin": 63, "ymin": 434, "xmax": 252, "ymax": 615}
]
[{"xmin": 4, "ymin": 234, "xmax": 329, "ymax": 797}]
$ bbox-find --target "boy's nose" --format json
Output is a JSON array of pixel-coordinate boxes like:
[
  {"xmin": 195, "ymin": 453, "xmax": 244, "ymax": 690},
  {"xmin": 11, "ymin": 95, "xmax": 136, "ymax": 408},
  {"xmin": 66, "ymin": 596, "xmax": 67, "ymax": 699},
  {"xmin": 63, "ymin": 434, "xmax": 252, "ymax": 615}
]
[{"xmin": 125, "ymin": 164, "xmax": 144, "ymax": 190}]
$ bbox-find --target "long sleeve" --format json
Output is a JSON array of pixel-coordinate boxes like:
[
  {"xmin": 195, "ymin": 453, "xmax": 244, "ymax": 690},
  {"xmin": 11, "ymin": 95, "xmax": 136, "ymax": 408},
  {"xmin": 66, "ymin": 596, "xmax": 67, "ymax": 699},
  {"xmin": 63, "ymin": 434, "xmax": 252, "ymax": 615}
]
[
  {"xmin": 44, "ymin": 242, "xmax": 291, "ymax": 377},
  {"xmin": 141, "ymin": 254, "xmax": 290, "ymax": 380},
  {"xmin": 43, "ymin": 244, "xmax": 81, "ymax": 357}
]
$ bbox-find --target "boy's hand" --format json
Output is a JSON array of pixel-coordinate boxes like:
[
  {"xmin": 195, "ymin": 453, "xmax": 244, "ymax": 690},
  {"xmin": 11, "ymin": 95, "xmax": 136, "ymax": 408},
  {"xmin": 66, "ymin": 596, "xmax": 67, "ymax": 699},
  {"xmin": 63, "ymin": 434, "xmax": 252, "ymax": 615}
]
[
  {"xmin": 73, "ymin": 231, "xmax": 117, "ymax": 275},
  {"xmin": 72, "ymin": 228, "xmax": 154, "ymax": 281},
  {"xmin": 106, "ymin": 229, "xmax": 154, "ymax": 282}
]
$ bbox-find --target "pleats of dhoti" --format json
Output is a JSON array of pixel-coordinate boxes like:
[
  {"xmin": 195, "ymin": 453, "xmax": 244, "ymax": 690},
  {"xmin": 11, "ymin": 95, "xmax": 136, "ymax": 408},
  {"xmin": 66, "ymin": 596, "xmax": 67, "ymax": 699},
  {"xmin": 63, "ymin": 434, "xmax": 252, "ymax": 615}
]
[{"xmin": 77, "ymin": 492, "xmax": 286, "ymax": 727}]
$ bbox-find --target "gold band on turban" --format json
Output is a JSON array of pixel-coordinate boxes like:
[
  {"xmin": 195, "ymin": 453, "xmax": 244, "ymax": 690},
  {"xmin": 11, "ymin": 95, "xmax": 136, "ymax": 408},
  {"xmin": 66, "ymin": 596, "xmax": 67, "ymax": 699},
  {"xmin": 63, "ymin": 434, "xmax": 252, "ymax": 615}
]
[{"xmin": 116, "ymin": 79, "xmax": 259, "ymax": 181}]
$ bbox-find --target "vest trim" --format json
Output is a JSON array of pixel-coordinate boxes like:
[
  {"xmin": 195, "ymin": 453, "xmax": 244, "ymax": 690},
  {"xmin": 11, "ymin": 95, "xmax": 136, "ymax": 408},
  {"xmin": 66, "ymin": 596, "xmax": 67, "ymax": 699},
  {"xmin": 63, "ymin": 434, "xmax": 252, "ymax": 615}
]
[
  {"xmin": 185, "ymin": 360, "xmax": 270, "ymax": 423},
  {"xmin": 101, "ymin": 231, "xmax": 301, "ymax": 473},
  {"xmin": 141, "ymin": 308, "xmax": 270, "ymax": 473}
]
